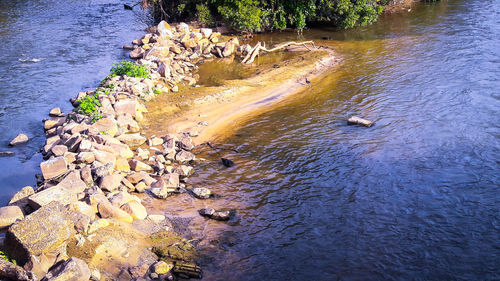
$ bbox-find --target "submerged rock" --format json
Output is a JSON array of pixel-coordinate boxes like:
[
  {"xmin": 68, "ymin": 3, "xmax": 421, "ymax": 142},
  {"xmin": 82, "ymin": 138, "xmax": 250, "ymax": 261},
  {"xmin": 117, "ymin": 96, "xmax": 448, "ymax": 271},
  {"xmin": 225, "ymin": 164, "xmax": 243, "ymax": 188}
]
[
  {"xmin": 191, "ymin": 187, "xmax": 211, "ymax": 199},
  {"xmin": 198, "ymin": 208, "xmax": 233, "ymax": 221}
]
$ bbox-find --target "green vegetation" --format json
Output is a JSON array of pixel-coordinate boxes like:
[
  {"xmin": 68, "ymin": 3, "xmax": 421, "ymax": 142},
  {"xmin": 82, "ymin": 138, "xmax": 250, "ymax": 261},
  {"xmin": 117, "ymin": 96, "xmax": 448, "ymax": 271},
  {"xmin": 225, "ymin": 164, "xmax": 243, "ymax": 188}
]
[
  {"xmin": 0, "ymin": 250, "xmax": 17, "ymax": 265},
  {"xmin": 76, "ymin": 92, "xmax": 102, "ymax": 122},
  {"xmin": 147, "ymin": 0, "xmax": 438, "ymax": 31},
  {"xmin": 110, "ymin": 61, "xmax": 150, "ymax": 78}
]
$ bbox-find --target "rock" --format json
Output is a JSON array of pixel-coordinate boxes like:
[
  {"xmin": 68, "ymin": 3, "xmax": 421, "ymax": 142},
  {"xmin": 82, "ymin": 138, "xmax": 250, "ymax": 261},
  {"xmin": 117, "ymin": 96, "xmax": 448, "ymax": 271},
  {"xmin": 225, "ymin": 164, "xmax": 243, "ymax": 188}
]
[
  {"xmin": 175, "ymin": 165, "xmax": 194, "ymax": 177},
  {"xmin": 99, "ymin": 174, "xmax": 123, "ymax": 192},
  {"xmin": 81, "ymin": 166, "xmax": 93, "ymax": 185},
  {"xmin": 200, "ymin": 28, "xmax": 212, "ymax": 38},
  {"xmin": 44, "ymin": 117, "xmax": 65, "ymax": 130},
  {"xmin": 134, "ymin": 182, "xmax": 147, "ymax": 193},
  {"xmin": 98, "ymin": 201, "xmax": 133, "ymax": 223},
  {"xmin": 63, "ymin": 151, "xmax": 77, "ymax": 164},
  {"xmin": 28, "ymin": 171, "xmax": 87, "ymax": 209},
  {"xmin": 49, "ymin": 107, "xmax": 62, "ymax": 117},
  {"xmin": 147, "ymin": 214, "xmax": 166, "ymax": 223},
  {"xmin": 41, "ymin": 257, "xmax": 90, "ymax": 281},
  {"xmin": 4, "ymin": 201, "xmax": 75, "ymax": 265},
  {"xmin": 169, "ymin": 45, "xmax": 182, "ymax": 54},
  {"xmin": 152, "ymin": 261, "xmax": 173, "ymax": 274},
  {"xmin": 198, "ymin": 208, "xmax": 215, "ymax": 217},
  {"xmin": 158, "ymin": 62, "xmax": 171, "ymax": 78},
  {"xmin": 191, "ymin": 187, "xmax": 211, "ymax": 199},
  {"xmin": 71, "ymin": 201, "xmax": 95, "ymax": 221},
  {"xmin": 221, "ymin": 157, "xmax": 234, "ymax": 167},
  {"xmin": 157, "ymin": 21, "xmax": 172, "ymax": 37},
  {"xmin": 150, "ymin": 231, "xmax": 197, "ymax": 262},
  {"xmin": 92, "ymin": 162, "xmax": 114, "ymax": 178},
  {"xmin": 148, "ymin": 137, "xmax": 164, "ymax": 146},
  {"xmin": 128, "ymin": 263, "xmax": 149, "ymax": 279},
  {"xmin": 347, "ymin": 116, "xmax": 374, "ymax": 127},
  {"xmin": 177, "ymin": 22, "xmax": 190, "ymax": 33},
  {"xmin": 0, "ymin": 206, "xmax": 24, "ymax": 229},
  {"xmin": 0, "ymin": 260, "xmax": 31, "ymax": 281},
  {"xmin": 9, "ymin": 133, "xmax": 29, "ymax": 146},
  {"xmin": 40, "ymin": 156, "xmax": 68, "ymax": 179},
  {"xmin": 130, "ymin": 159, "xmax": 153, "ymax": 172},
  {"xmin": 175, "ymin": 150, "xmax": 195, "ymax": 163},
  {"xmin": 173, "ymin": 262, "xmax": 202, "ymax": 279},
  {"xmin": 178, "ymin": 135, "xmax": 194, "ymax": 150},
  {"xmin": 76, "ymin": 151, "xmax": 95, "ymax": 164},
  {"xmin": 8, "ymin": 186, "xmax": 35, "ymax": 206},
  {"xmin": 121, "ymin": 201, "xmax": 147, "ymax": 220},
  {"xmin": 117, "ymin": 114, "xmax": 140, "ymax": 133},
  {"xmin": 114, "ymin": 99, "xmax": 139, "ymax": 117},
  {"xmin": 212, "ymin": 210, "xmax": 232, "ymax": 221},
  {"xmin": 87, "ymin": 219, "xmax": 110, "ymax": 234},
  {"xmin": 130, "ymin": 48, "xmax": 144, "ymax": 59},
  {"xmin": 115, "ymin": 157, "xmax": 131, "ymax": 172},
  {"xmin": 0, "ymin": 151, "xmax": 14, "ymax": 157},
  {"xmin": 108, "ymin": 191, "xmax": 139, "ymax": 207},
  {"xmin": 91, "ymin": 117, "xmax": 118, "ymax": 137},
  {"xmin": 136, "ymin": 148, "xmax": 150, "ymax": 160},
  {"xmin": 126, "ymin": 172, "xmax": 155, "ymax": 185},
  {"xmin": 117, "ymin": 133, "xmax": 147, "ymax": 147},
  {"xmin": 51, "ymin": 145, "xmax": 68, "ymax": 157},
  {"xmin": 92, "ymin": 149, "xmax": 115, "ymax": 166},
  {"xmin": 222, "ymin": 41, "xmax": 235, "ymax": 57}
]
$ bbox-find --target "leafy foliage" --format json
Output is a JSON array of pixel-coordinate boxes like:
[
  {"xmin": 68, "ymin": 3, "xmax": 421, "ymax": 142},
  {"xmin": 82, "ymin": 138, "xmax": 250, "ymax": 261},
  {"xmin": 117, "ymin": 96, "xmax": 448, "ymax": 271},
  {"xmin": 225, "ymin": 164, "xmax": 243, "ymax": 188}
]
[
  {"xmin": 76, "ymin": 92, "xmax": 102, "ymax": 122},
  {"xmin": 0, "ymin": 250, "xmax": 17, "ymax": 265},
  {"xmin": 148, "ymin": 0, "xmax": 420, "ymax": 31},
  {"xmin": 110, "ymin": 61, "xmax": 150, "ymax": 78}
]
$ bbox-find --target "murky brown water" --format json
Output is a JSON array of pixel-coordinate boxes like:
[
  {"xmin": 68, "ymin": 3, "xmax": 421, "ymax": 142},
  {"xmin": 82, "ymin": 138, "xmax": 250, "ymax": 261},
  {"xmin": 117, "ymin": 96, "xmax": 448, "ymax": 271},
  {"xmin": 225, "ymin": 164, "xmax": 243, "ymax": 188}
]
[{"xmin": 145, "ymin": 1, "xmax": 500, "ymax": 280}]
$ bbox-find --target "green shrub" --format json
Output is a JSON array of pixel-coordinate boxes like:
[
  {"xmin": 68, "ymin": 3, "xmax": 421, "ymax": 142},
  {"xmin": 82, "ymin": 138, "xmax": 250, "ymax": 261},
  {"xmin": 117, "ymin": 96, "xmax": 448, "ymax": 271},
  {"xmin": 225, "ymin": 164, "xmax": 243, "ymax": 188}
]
[
  {"xmin": 76, "ymin": 92, "xmax": 102, "ymax": 122},
  {"xmin": 110, "ymin": 61, "xmax": 150, "ymax": 78},
  {"xmin": 196, "ymin": 4, "xmax": 215, "ymax": 26},
  {"xmin": 0, "ymin": 250, "xmax": 17, "ymax": 265}
]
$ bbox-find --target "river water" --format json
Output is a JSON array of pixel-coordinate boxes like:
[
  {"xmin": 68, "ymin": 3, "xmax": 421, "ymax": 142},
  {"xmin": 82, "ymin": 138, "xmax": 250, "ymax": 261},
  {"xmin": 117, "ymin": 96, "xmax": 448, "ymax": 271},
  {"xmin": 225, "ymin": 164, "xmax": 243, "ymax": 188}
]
[
  {"xmin": 185, "ymin": 1, "xmax": 499, "ymax": 280},
  {"xmin": 0, "ymin": 0, "xmax": 498, "ymax": 280},
  {"xmin": 0, "ymin": 0, "xmax": 149, "ymax": 204}
]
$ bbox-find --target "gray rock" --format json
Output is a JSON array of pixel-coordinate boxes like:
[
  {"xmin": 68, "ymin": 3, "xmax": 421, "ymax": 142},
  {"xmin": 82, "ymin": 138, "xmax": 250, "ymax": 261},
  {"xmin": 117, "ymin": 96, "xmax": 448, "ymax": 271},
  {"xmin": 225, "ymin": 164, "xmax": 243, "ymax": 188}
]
[
  {"xmin": 41, "ymin": 257, "xmax": 91, "ymax": 281},
  {"xmin": 178, "ymin": 135, "xmax": 194, "ymax": 150},
  {"xmin": 175, "ymin": 150, "xmax": 195, "ymax": 163},
  {"xmin": 212, "ymin": 210, "xmax": 232, "ymax": 221},
  {"xmin": 0, "ymin": 260, "xmax": 31, "ymax": 281},
  {"xmin": 9, "ymin": 133, "xmax": 29, "ymax": 146},
  {"xmin": 28, "ymin": 171, "xmax": 86, "ymax": 209},
  {"xmin": 198, "ymin": 208, "xmax": 215, "ymax": 217}
]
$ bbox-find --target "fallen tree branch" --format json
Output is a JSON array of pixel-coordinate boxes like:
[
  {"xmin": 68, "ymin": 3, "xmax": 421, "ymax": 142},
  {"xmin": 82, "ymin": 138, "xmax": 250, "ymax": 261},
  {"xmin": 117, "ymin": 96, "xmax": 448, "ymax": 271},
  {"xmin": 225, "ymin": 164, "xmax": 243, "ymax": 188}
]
[{"xmin": 243, "ymin": 41, "xmax": 316, "ymax": 64}]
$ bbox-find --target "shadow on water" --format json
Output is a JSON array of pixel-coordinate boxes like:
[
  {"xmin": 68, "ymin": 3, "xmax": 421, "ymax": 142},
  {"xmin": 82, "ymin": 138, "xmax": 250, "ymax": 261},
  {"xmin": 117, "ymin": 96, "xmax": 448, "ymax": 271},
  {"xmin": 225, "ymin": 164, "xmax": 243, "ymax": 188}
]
[{"xmin": 186, "ymin": 0, "xmax": 500, "ymax": 280}]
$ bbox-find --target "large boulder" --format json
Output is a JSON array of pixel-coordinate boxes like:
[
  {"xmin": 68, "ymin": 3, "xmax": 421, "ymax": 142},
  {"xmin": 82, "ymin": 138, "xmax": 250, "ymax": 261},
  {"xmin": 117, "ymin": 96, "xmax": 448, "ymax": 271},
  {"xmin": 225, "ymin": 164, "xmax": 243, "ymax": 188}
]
[
  {"xmin": 28, "ymin": 171, "xmax": 86, "ymax": 209},
  {"xmin": 40, "ymin": 156, "xmax": 68, "ymax": 180},
  {"xmin": 41, "ymin": 257, "xmax": 90, "ymax": 281},
  {"xmin": 4, "ymin": 201, "xmax": 75, "ymax": 265},
  {"xmin": 0, "ymin": 206, "xmax": 24, "ymax": 229}
]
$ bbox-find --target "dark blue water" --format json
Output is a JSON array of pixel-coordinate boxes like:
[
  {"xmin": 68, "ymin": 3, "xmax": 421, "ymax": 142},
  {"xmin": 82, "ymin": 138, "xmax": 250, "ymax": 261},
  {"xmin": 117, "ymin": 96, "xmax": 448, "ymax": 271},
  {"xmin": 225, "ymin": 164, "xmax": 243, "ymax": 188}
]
[
  {"xmin": 0, "ymin": 0, "xmax": 149, "ymax": 204},
  {"xmin": 188, "ymin": 1, "xmax": 500, "ymax": 280}
]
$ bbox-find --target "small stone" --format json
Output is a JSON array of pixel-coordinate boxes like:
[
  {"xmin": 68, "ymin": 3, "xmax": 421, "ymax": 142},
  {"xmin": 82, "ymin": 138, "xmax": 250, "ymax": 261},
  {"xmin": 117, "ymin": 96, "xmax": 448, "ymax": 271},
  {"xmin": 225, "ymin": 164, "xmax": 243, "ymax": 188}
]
[
  {"xmin": 40, "ymin": 156, "xmax": 67, "ymax": 179},
  {"xmin": 130, "ymin": 48, "xmax": 144, "ymax": 59},
  {"xmin": 115, "ymin": 157, "xmax": 131, "ymax": 172},
  {"xmin": 198, "ymin": 208, "xmax": 215, "ymax": 217},
  {"xmin": 191, "ymin": 187, "xmax": 211, "ymax": 199},
  {"xmin": 120, "ymin": 201, "xmax": 147, "ymax": 220},
  {"xmin": 136, "ymin": 148, "xmax": 150, "ymax": 160},
  {"xmin": 77, "ymin": 152, "xmax": 95, "ymax": 164},
  {"xmin": 0, "ymin": 206, "xmax": 24, "ymax": 229},
  {"xmin": 150, "ymin": 272, "xmax": 159, "ymax": 279},
  {"xmin": 130, "ymin": 159, "xmax": 153, "ymax": 172},
  {"xmin": 49, "ymin": 107, "xmax": 62, "ymax": 117},
  {"xmin": 148, "ymin": 137, "xmax": 164, "ymax": 146},
  {"xmin": 9, "ymin": 133, "xmax": 29, "ymax": 146},
  {"xmin": 212, "ymin": 210, "xmax": 231, "ymax": 221},
  {"xmin": 175, "ymin": 165, "xmax": 194, "ymax": 177},
  {"xmin": 51, "ymin": 145, "xmax": 68, "ymax": 157},
  {"xmin": 93, "ymin": 162, "xmax": 114, "ymax": 178},
  {"xmin": 200, "ymin": 28, "xmax": 212, "ymax": 38},
  {"xmin": 97, "ymin": 201, "xmax": 133, "ymax": 223},
  {"xmin": 42, "ymin": 257, "xmax": 90, "ymax": 281},
  {"xmin": 44, "ymin": 117, "xmax": 65, "ymax": 130},
  {"xmin": 117, "ymin": 133, "xmax": 147, "ymax": 147},
  {"xmin": 87, "ymin": 219, "xmax": 110, "ymax": 234},
  {"xmin": 81, "ymin": 166, "xmax": 93, "ymax": 185},
  {"xmin": 175, "ymin": 150, "xmax": 195, "ymax": 163},
  {"xmin": 99, "ymin": 174, "xmax": 123, "ymax": 192},
  {"xmin": 178, "ymin": 135, "xmax": 194, "ymax": 150},
  {"xmin": 153, "ymin": 261, "xmax": 173, "ymax": 274},
  {"xmin": 147, "ymin": 214, "xmax": 165, "ymax": 222}
]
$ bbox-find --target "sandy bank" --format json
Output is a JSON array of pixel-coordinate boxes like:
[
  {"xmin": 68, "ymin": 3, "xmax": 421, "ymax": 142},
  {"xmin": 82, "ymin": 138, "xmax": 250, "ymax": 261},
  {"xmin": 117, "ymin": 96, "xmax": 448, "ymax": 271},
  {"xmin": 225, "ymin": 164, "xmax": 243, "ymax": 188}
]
[{"xmin": 142, "ymin": 46, "xmax": 341, "ymax": 144}]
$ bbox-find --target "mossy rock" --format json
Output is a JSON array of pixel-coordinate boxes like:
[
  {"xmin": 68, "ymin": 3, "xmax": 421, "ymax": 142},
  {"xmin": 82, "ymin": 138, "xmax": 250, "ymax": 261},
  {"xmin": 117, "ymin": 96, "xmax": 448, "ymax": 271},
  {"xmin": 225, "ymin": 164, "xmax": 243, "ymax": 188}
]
[{"xmin": 149, "ymin": 231, "xmax": 197, "ymax": 262}]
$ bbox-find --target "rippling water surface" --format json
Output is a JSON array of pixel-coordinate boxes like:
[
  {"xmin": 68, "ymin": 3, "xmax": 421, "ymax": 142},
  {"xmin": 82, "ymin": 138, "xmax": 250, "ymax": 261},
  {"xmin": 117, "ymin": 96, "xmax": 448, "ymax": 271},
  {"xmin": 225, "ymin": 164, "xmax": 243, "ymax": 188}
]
[
  {"xmin": 187, "ymin": 1, "xmax": 499, "ymax": 280},
  {"xmin": 0, "ymin": 0, "xmax": 148, "ymax": 204}
]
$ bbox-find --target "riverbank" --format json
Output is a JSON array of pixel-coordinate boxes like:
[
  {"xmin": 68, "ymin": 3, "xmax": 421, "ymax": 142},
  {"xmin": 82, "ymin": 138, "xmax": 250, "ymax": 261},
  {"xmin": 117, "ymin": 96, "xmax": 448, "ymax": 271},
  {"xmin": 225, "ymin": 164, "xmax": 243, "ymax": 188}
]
[{"xmin": 0, "ymin": 20, "xmax": 338, "ymax": 280}]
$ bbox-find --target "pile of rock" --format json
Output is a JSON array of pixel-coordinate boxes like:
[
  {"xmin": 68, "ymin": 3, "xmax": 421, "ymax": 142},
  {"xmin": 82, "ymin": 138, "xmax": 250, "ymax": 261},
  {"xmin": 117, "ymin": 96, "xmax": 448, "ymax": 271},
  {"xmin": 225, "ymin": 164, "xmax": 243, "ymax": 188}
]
[
  {"xmin": 0, "ymin": 20, "xmax": 234, "ymax": 281},
  {"xmin": 126, "ymin": 21, "xmax": 240, "ymax": 91}
]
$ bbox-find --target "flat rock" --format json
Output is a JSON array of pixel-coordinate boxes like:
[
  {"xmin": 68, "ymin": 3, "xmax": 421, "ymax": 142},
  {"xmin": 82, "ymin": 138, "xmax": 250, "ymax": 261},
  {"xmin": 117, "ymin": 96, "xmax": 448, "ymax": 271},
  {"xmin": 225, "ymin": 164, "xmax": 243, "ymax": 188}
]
[
  {"xmin": 51, "ymin": 145, "xmax": 68, "ymax": 157},
  {"xmin": 191, "ymin": 187, "xmax": 211, "ymax": 199},
  {"xmin": 121, "ymin": 201, "xmax": 147, "ymax": 220},
  {"xmin": 4, "ymin": 201, "xmax": 75, "ymax": 265},
  {"xmin": 0, "ymin": 206, "xmax": 24, "ymax": 229},
  {"xmin": 91, "ymin": 117, "xmax": 118, "ymax": 137},
  {"xmin": 28, "ymin": 171, "xmax": 86, "ymax": 209},
  {"xmin": 117, "ymin": 133, "xmax": 147, "ymax": 147},
  {"xmin": 9, "ymin": 133, "xmax": 29, "ymax": 146},
  {"xmin": 175, "ymin": 150, "xmax": 195, "ymax": 163},
  {"xmin": 98, "ymin": 201, "xmax": 133, "ymax": 223},
  {"xmin": 40, "ymin": 156, "xmax": 68, "ymax": 180},
  {"xmin": 41, "ymin": 257, "xmax": 90, "ymax": 281},
  {"xmin": 8, "ymin": 186, "xmax": 35, "ymax": 206},
  {"xmin": 114, "ymin": 99, "xmax": 139, "ymax": 117},
  {"xmin": 99, "ymin": 174, "xmax": 123, "ymax": 192}
]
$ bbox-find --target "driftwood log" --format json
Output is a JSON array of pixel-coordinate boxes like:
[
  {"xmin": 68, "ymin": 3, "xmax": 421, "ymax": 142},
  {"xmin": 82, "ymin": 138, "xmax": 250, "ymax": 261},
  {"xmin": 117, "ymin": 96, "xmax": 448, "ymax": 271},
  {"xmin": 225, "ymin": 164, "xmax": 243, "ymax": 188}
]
[
  {"xmin": 347, "ymin": 116, "xmax": 374, "ymax": 127},
  {"xmin": 242, "ymin": 41, "xmax": 316, "ymax": 64}
]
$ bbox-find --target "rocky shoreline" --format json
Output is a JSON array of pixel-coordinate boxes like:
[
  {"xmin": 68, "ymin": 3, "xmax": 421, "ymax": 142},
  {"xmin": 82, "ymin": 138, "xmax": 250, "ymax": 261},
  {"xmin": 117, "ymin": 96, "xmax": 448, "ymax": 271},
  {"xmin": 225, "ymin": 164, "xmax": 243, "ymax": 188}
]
[{"xmin": 0, "ymin": 21, "xmax": 335, "ymax": 281}]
